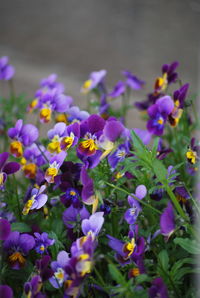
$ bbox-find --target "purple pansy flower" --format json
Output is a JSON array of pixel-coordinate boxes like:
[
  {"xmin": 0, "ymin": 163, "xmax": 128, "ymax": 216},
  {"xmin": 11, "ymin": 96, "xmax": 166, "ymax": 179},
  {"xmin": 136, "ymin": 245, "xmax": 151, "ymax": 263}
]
[
  {"xmin": 0, "ymin": 56, "xmax": 15, "ymax": 80},
  {"xmin": 34, "ymin": 232, "xmax": 55, "ymax": 254},
  {"xmin": 80, "ymin": 166, "xmax": 95, "ymax": 205},
  {"xmin": 67, "ymin": 106, "xmax": 90, "ymax": 122},
  {"xmin": 0, "ymin": 218, "xmax": 11, "ymax": 240},
  {"xmin": 49, "ymin": 251, "xmax": 70, "ymax": 288},
  {"xmin": 36, "ymin": 255, "xmax": 54, "ymax": 281},
  {"xmin": 133, "ymin": 128, "xmax": 152, "ymax": 145},
  {"xmin": 40, "ymin": 73, "xmax": 65, "ymax": 93},
  {"xmin": 81, "ymin": 212, "xmax": 104, "ymax": 238},
  {"xmin": 124, "ymin": 185, "xmax": 147, "ymax": 225},
  {"xmin": 147, "ymin": 96, "xmax": 174, "ymax": 136},
  {"xmin": 0, "ymin": 285, "xmax": 13, "ymax": 298},
  {"xmin": 61, "ymin": 187, "xmax": 81, "ymax": 208},
  {"xmin": 22, "ymin": 185, "xmax": 48, "ymax": 215},
  {"xmin": 108, "ymin": 143, "xmax": 129, "ymax": 170},
  {"xmin": 60, "ymin": 122, "xmax": 80, "ymax": 151},
  {"xmin": 3, "ymin": 231, "xmax": 35, "ymax": 269},
  {"xmin": 45, "ymin": 151, "xmax": 67, "ymax": 183},
  {"xmin": 24, "ymin": 275, "xmax": 45, "ymax": 298},
  {"xmin": 0, "ymin": 152, "xmax": 20, "ymax": 189},
  {"xmin": 160, "ymin": 202, "xmax": 175, "ymax": 239},
  {"xmin": 149, "ymin": 277, "xmax": 169, "ymax": 298},
  {"xmin": 63, "ymin": 205, "xmax": 90, "ymax": 229},
  {"xmin": 122, "ymin": 70, "xmax": 145, "ymax": 90},
  {"xmin": 108, "ymin": 81, "xmax": 126, "ymax": 98},
  {"xmin": 81, "ymin": 69, "xmax": 107, "ymax": 94}
]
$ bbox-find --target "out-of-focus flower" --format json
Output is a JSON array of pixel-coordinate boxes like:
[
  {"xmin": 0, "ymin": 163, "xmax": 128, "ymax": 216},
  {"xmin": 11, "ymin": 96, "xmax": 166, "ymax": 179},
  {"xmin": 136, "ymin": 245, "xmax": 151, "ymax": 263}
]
[
  {"xmin": 0, "ymin": 56, "xmax": 15, "ymax": 80},
  {"xmin": 80, "ymin": 166, "xmax": 96, "ymax": 205},
  {"xmin": 160, "ymin": 202, "xmax": 175, "ymax": 239},
  {"xmin": 186, "ymin": 137, "xmax": 200, "ymax": 165},
  {"xmin": 8, "ymin": 119, "xmax": 39, "ymax": 157},
  {"xmin": 3, "ymin": 231, "xmax": 35, "ymax": 269},
  {"xmin": 81, "ymin": 212, "xmax": 104, "ymax": 239},
  {"xmin": 63, "ymin": 205, "xmax": 90, "ymax": 229},
  {"xmin": 147, "ymin": 96, "xmax": 174, "ymax": 136},
  {"xmin": 108, "ymin": 81, "xmax": 126, "ymax": 98},
  {"xmin": 0, "ymin": 218, "xmax": 11, "ymax": 240},
  {"xmin": 34, "ymin": 232, "xmax": 55, "ymax": 254},
  {"xmin": 149, "ymin": 277, "xmax": 169, "ymax": 298},
  {"xmin": 0, "ymin": 152, "xmax": 20, "ymax": 189},
  {"xmin": 36, "ymin": 255, "xmax": 54, "ymax": 281},
  {"xmin": 67, "ymin": 106, "xmax": 90, "ymax": 123},
  {"xmin": 0, "ymin": 285, "xmax": 13, "ymax": 298},
  {"xmin": 22, "ymin": 185, "xmax": 48, "ymax": 215},
  {"xmin": 108, "ymin": 144, "xmax": 129, "ymax": 170},
  {"xmin": 122, "ymin": 70, "xmax": 145, "ymax": 90},
  {"xmin": 81, "ymin": 70, "xmax": 107, "ymax": 94},
  {"xmin": 24, "ymin": 275, "xmax": 45, "ymax": 298}
]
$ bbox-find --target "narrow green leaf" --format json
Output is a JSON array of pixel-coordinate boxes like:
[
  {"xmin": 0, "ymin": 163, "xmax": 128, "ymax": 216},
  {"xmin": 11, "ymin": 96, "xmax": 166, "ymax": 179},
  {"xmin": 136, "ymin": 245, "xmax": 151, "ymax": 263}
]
[
  {"xmin": 11, "ymin": 222, "xmax": 31, "ymax": 233},
  {"xmin": 152, "ymin": 158, "xmax": 167, "ymax": 182},
  {"xmin": 158, "ymin": 250, "xmax": 169, "ymax": 271},
  {"xmin": 174, "ymin": 238, "xmax": 200, "ymax": 254},
  {"xmin": 108, "ymin": 263, "xmax": 126, "ymax": 286}
]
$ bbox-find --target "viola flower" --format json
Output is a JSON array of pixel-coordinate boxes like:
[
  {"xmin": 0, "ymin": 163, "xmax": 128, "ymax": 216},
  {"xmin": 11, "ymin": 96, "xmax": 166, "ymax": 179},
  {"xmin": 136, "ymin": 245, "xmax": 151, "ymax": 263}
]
[
  {"xmin": 108, "ymin": 81, "xmax": 126, "ymax": 98},
  {"xmin": 22, "ymin": 185, "xmax": 48, "ymax": 215},
  {"xmin": 24, "ymin": 275, "xmax": 44, "ymax": 298},
  {"xmin": 122, "ymin": 70, "xmax": 145, "ymax": 90},
  {"xmin": 0, "ymin": 152, "xmax": 20, "ymax": 189},
  {"xmin": 36, "ymin": 255, "xmax": 54, "ymax": 281},
  {"xmin": 61, "ymin": 187, "xmax": 81, "ymax": 208},
  {"xmin": 108, "ymin": 143, "xmax": 129, "ymax": 170},
  {"xmin": 67, "ymin": 106, "xmax": 90, "ymax": 123},
  {"xmin": 34, "ymin": 232, "xmax": 55, "ymax": 254},
  {"xmin": 63, "ymin": 205, "xmax": 90, "ymax": 229},
  {"xmin": 56, "ymin": 161, "xmax": 82, "ymax": 192},
  {"xmin": 8, "ymin": 119, "xmax": 39, "ymax": 157},
  {"xmin": 149, "ymin": 277, "xmax": 169, "ymax": 298},
  {"xmin": 156, "ymin": 138, "xmax": 173, "ymax": 160},
  {"xmin": 124, "ymin": 185, "xmax": 147, "ymax": 225},
  {"xmin": 168, "ymin": 83, "xmax": 189, "ymax": 127},
  {"xmin": 147, "ymin": 95, "xmax": 174, "ymax": 136},
  {"xmin": 0, "ymin": 285, "xmax": 13, "ymax": 298},
  {"xmin": 154, "ymin": 61, "xmax": 179, "ymax": 94},
  {"xmin": 186, "ymin": 137, "xmax": 200, "ymax": 165},
  {"xmin": 80, "ymin": 166, "xmax": 96, "ymax": 205},
  {"xmin": 160, "ymin": 202, "xmax": 175, "ymax": 239},
  {"xmin": 0, "ymin": 56, "xmax": 15, "ymax": 80},
  {"xmin": 81, "ymin": 69, "xmax": 107, "ymax": 94},
  {"xmin": 3, "ymin": 231, "xmax": 35, "ymax": 269},
  {"xmin": 40, "ymin": 73, "xmax": 65, "ymax": 93},
  {"xmin": 133, "ymin": 128, "xmax": 152, "ymax": 145},
  {"xmin": 0, "ymin": 218, "xmax": 11, "ymax": 240},
  {"xmin": 81, "ymin": 212, "xmax": 104, "ymax": 239},
  {"xmin": 49, "ymin": 251, "xmax": 70, "ymax": 288},
  {"xmin": 45, "ymin": 151, "xmax": 67, "ymax": 183},
  {"xmin": 47, "ymin": 122, "xmax": 67, "ymax": 153},
  {"xmin": 60, "ymin": 122, "xmax": 80, "ymax": 151}
]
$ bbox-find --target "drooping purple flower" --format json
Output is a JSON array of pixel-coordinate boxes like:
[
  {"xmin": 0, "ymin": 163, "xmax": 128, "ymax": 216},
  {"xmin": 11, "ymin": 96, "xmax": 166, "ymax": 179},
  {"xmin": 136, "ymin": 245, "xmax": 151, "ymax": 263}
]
[
  {"xmin": 108, "ymin": 81, "xmax": 126, "ymax": 98},
  {"xmin": 80, "ymin": 166, "xmax": 95, "ymax": 205},
  {"xmin": 0, "ymin": 56, "xmax": 15, "ymax": 80},
  {"xmin": 81, "ymin": 212, "xmax": 104, "ymax": 238},
  {"xmin": 122, "ymin": 70, "xmax": 145, "ymax": 90},
  {"xmin": 124, "ymin": 185, "xmax": 147, "ymax": 225},
  {"xmin": 0, "ymin": 285, "xmax": 13, "ymax": 298},
  {"xmin": 63, "ymin": 205, "xmax": 90, "ymax": 229},
  {"xmin": 67, "ymin": 106, "xmax": 90, "ymax": 122},
  {"xmin": 160, "ymin": 202, "xmax": 175, "ymax": 239},
  {"xmin": 0, "ymin": 218, "xmax": 11, "ymax": 240},
  {"xmin": 24, "ymin": 275, "xmax": 45, "ymax": 298},
  {"xmin": 22, "ymin": 185, "xmax": 48, "ymax": 215},
  {"xmin": 36, "ymin": 255, "xmax": 54, "ymax": 281},
  {"xmin": 34, "ymin": 232, "xmax": 55, "ymax": 254},
  {"xmin": 149, "ymin": 277, "xmax": 169, "ymax": 298},
  {"xmin": 3, "ymin": 231, "xmax": 35, "ymax": 269},
  {"xmin": 0, "ymin": 152, "xmax": 20, "ymax": 189},
  {"xmin": 40, "ymin": 73, "xmax": 65, "ymax": 93},
  {"xmin": 49, "ymin": 251, "xmax": 70, "ymax": 288},
  {"xmin": 147, "ymin": 96, "xmax": 174, "ymax": 136},
  {"xmin": 81, "ymin": 70, "xmax": 107, "ymax": 94}
]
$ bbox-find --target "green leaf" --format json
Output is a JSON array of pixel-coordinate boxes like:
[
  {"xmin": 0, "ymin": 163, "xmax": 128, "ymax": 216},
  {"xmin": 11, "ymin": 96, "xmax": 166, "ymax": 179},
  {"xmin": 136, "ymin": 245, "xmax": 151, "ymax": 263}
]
[
  {"xmin": 174, "ymin": 238, "xmax": 200, "ymax": 254},
  {"xmin": 174, "ymin": 267, "xmax": 200, "ymax": 281},
  {"xmin": 11, "ymin": 222, "xmax": 31, "ymax": 233},
  {"xmin": 152, "ymin": 159, "xmax": 167, "ymax": 183},
  {"xmin": 108, "ymin": 263, "xmax": 126, "ymax": 286},
  {"xmin": 158, "ymin": 250, "xmax": 169, "ymax": 271},
  {"xmin": 151, "ymin": 137, "xmax": 159, "ymax": 159},
  {"xmin": 135, "ymin": 274, "xmax": 151, "ymax": 285},
  {"xmin": 171, "ymin": 258, "xmax": 196, "ymax": 277}
]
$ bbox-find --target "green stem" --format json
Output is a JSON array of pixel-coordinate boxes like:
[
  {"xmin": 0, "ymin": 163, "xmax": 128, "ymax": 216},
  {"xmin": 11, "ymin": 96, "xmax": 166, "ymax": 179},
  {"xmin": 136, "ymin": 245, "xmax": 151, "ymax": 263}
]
[
  {"xmin": 105, "ymin": 182, "xmax": 162, "ymax": 215},
  {"xmin": 13, "ymin": 174, "xmax": 22, "ymax": 220},
  {"xmin": 35, "ymin": 142, "xmax": 49, "ymax": 163}
]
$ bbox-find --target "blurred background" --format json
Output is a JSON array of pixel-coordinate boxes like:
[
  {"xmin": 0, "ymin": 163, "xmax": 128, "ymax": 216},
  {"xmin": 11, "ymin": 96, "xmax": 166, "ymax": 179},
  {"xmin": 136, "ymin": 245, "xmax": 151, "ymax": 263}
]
[{"xmin": 0, "ymin": 0, "xmax": 199, "ymax": 127}]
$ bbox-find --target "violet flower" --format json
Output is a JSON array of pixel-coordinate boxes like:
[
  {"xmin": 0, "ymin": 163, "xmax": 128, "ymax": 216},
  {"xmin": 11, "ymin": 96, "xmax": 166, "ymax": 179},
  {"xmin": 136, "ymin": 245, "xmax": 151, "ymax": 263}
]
[
  {"xmin": 8, "ymin": 119, "xmax": 39, "ymax": 157},
  {"xmin": 45, "ymin": 151, "xmax": 67, "ymax": 183},
  {"xmin": 149, "ymin": 277, "xmax": 169, "ymax": 298},
  {"xmin": 49, "ymin": 251, "xmax": 70, "ymax": 288},
  {"xmin": 3, "ymin": 231, "xmax": 35, "ymax": 269},
  {"xmin": 80, "ymin": 166, "xmax": 95, "ymax": 205},
  {"xmin": 47, "ymin": 122, "xmax": 67, "ymax": 153},
  {"xmin": 0, "ymin": 56, "xmax": 15, "ymax": 80},
  {"xmin": 108, "ymin": 143, "xmax": 129, "ymax": 170},
  {"xmin": 0, "ymin": 285, "xmax": 13, "ymax": 298},
  {"xmin": 108, "ymin": 81, "xmax": 126, "ymax": 98},
  {"xmin": 22, "ymin": 185, "xmax": 48, "ymax": 215},
  {"xmin": 124, "ymin": 185, "xmax": 147, "ymax": 225},
  {"xmin": 63, "ymin": 205, "xmax": 90, "ymax": 229},
  {"xmin": 81, "ymin": 69, "xmax": 107, "ymax": 94},
  {"xmin": 34, "ymin": 232, "xmax": 55, "ymax": 254},
  {"xmin": 160, "ymin": 202, "xmax": 175, "ymax": 239},
  {"xmin": 122, "ymin": 70, "xmax": 145, "ymax": 90},
  {"xmin": 147, "ymin": 96, "xmax": 174, "ymax": 136},
  {"xmin": 60, "ymin": 122, "xmax": 80, "ymax": 151},
  {"xmin": 0, "ymin": 152, "xmax": 20, "ymax": 189},
  {"xmin": 67, "ymin": 106, "xmax": 90, "ymax": 122},
  {"xmin": 81, "ymin": 212, "xmax": 104, "ymax": 238},
  {"xmin": 24, "ymin": 275, "xmax": 45, "ymax": 298},
  {"xmin": 40, "ymin": 73, "xmax": 65, "ymax": 93}
]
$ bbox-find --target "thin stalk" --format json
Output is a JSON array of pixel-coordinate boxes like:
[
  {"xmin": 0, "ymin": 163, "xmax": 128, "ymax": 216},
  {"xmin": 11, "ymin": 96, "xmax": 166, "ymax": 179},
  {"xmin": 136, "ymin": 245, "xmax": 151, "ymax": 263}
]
[
  {"xmin": 35, "ymin": 142, "xmax": 49, "ymax": 163},
  {"xmin": 13, "ymin": 174, "xmax": 22, "ymax": 220},
  {"xmin": 105, "ymin": 182, "xmax": 162, "ymax": 215}
]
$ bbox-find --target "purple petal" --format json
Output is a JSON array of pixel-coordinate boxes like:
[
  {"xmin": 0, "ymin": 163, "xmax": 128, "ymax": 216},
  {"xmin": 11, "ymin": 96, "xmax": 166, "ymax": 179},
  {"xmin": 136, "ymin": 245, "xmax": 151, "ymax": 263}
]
[
  {"xmin": 57, "ymin": 250, "xmax": 70, "ymax": 267},
  {"xmin": 156, "ymin": 96, "xmax": 174, "ymax": 115},
  {"xmin": 3, "ymin": 162, "xmax": 20, "ymax": 175},
  {"xmin": 21, "ymin": 124, "xmax": 39, "ymax": 146},
  {"xmin": 35, "ymin": 194, "xmax": 48, "ymax": 209},
  {"xmin": 88, "ymin": 114, "xmax": 105, "ymax": 134},
  {"xmin": 103, "ymin": 120, "xmax": 124, "ymax": 142},
  {"xmin": 135, "ymin": 185, "xmax": 147, "ymax": 199},
  {"xmin": 0, "ymin": 285, "xmax": 13, "ymax": 298},
  {"xmin": 0, "ymin": 152, "xmax": 9, "ymax": 170},
  {"xmin": 133, "ymin": 128, "xmax": 152, "ymax": 145},
  {"xmin": 160, "ymin": 202, "xmax": 175, "ymax": 237},
  {"xmin": 0, "ymin": 218, "xmax": 11, "ymax": 240}
]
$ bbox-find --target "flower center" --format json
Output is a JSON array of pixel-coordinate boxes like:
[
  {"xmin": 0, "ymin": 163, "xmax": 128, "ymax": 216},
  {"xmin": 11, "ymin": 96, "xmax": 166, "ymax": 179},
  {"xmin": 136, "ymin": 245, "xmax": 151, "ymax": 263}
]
[
  {"xmin": 40, "ymin": 108, "xmax": 52, "ymax": 123},
  {"xmin": 61, "ymin": 133, "xmax": 74, "ymax": 150},
  {"xmin": 22, "ymin": 196, "xmax": 35, "ymax": 215},
  {"xmin": 55, "ymin": 268, "xmax": 65, "ymax": 283},
  {"xmin": 186, "ymin": 149, "xmax": 197, "ymax": 164},
  {"xmin": 82, "ymin": 139, "xmax": 97, "ymax": 151},
  {"xmin": 10, "ymin": 141, "xmax": 23, "ymax": 158},
  {"xmin": 23, "ymin": 163, "xmax": 37, "ymax": 179},
  {"xmin": 123, "ymin": 238, "xmax": 135, "ymax": 258},
  {"xmin": 8, "ymin": 251, "xmax": 26, "ymax": 267}
]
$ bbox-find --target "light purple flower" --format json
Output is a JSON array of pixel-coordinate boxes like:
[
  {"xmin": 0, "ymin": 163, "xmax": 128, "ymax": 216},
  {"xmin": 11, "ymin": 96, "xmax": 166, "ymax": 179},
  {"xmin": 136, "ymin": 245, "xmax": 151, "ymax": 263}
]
[
  {"xmin": 0, "ymin": 56, "xmax": 15, "ymax": 80},
  {"xmin": 22, "ymin": 185, "xmax": 48, "ymax": 215},
  {"xmin": 45, "ymin": 151, "xmax": 67, "ymax": 183},
  {"xmin": 49, "ymin": 251, "xmax": 70, "ymax": 288},
  {"xmin": 160, "ymin": 202, "xmax": 175, "ymax": 239},
  {"xmin": 81, "ymin": 70, "xmax": 107, "ymax": 93},
  {"xmin": 81, "ymin": 212, "xmax": 104, "ymax": 238},
  {"xmin": 67, "ymin": 106, "xmax": 90, "ymax": 122},
  {"xmin": 122, "ymin": 70, "xmax": 145, "ymax": 90},
  {"xmin": 108, "ymin": 81, "xmax": 126, "ymax": 98}
]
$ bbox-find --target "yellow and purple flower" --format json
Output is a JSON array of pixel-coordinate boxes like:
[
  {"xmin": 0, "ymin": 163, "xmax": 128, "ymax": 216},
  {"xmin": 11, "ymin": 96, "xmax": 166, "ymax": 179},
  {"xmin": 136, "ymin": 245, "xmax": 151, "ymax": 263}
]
[
  {"xmin": 0, "ymin": 152, "xmax": 20, "ymax": 189},
  {"xmin": 34, "ymin": 232, "xmax": 55, "ymax": 254},
  {"xmin": 81, "ymin": 69, "xmax": 107, "ymax": 94},
  {"xmin": 49, "ymin": 251, "xmax": 69, "ymax": 288},
  {"xmin": 22, "ymin": 185, "xmax": 48, "ymax": 215},
  {"xmin": 45, "ymin": 151, "xmax": 67, "ymax": 183}
]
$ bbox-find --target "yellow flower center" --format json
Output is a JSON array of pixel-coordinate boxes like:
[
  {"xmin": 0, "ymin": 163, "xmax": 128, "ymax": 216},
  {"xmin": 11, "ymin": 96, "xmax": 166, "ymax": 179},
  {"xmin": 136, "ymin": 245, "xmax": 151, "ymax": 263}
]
[
  {"xmin": 61, "ymin": 136, "xmax": 74, "ymax": 150},
  {"xmin": 123, "ymin": 238, "xmax": 135, "ymax": 258},
  {"xmin": 8, "ymin": 251, "xmax": 26, "ymax": 266},
  {"xmin": 40, "ymin": 108, "xmax": 52, "ymax": 123},
  {"xmin": 154, "ymin": 72, "xmax": 168, "ymax": 92},
  {"xmin": 28, "ymin": 98, "xmax": 38, "ymax": 113},
  {"xmin": 20, "ymin": 157, "xmax": 27, "ymax": 165},
  {"xmin": 22, "ymin": 197, "xmax": 35, "ymax": 215},
  {"xmin": 81, "ymin": 79, "xmax": 92, "ymax": 93},
  {"xmin": 186, "ymin": 149, "xmax": 197, "ymax": 164},
  {"xmin": 23, "ymin": 163, "xmax": 37, "ymax": 179},
  {"xmin": 81, "ymin": 139, "xmax": 98, "ymax": 152},
  {"xmin": 0, "ymin": 172, "xmax": 4, "ymax": 186},
  {"xmin": 157, "ymin": 118, "xmax": 164, "ymax": 125},
  {"xmin": 70, "ymin": 190, "xmax": 76, "ymax": 196},
  {"xmin": 130, "ymin": 267, "xmax": 140, "ymax": 277},
  {"xmin": 10, "ymin": 141, "xmax": 23, "ymax": 158},
  {"xmin": 55, "ymin": 113, "xmax": 68, "ymax": 123},
  {"xmin": 47, "ymin": 141, "xmax": 61, "ymax": 154},
  {"xmin": 55, "ymin": 268, "xmax": 65, "ymax": 281}
]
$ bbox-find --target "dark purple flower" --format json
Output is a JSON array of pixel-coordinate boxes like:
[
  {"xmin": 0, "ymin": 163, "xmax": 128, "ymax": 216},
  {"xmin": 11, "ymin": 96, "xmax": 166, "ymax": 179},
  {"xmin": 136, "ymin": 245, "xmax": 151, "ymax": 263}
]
[
  {"xmin": 160, "ymin": 202, "xmax": 175, "ymax": 239},
  {"xmin": 0, "ymin": 56, "xmax": 15, "ymax": 80},
  {"xmin": 149, "ymin": 277, "xmax": 169, "ymax": 298},
  {"xmin": 3, "ymin": 231, "xmax": 35, "ymax": 269},
  {"xmin": 36, "ymin": 255, "xmax": 54, "ymax": 281},
  {"xmin": 0, "ymin": 285, "xmax": 13, "ymax": 298},
  {"xmin": 0, "ymin": 218, "xmax": 11, "ymax": 240},
  {"xmin": 80, "ymin": 166, "xmax": 95, "ymax": 205},
  {"xmin": 122, "ymin": 70, "xmax": 145, "ymax": 90},
  {"xmin": 34, "ymin": 232, "xmax": 55, "ymax": 254},
  {"xmin": 61, "ymin": 187, "xmax": 81, "ymax": 208},
  {"xmin": 63, "ymin": 205, "xmax": 90, "ymax": 229},
  {"xmin": 147, "ymin": 96, "xmax": 174, "ymax": 136},
  {"xmin": 24, "ymin": 275, "xmax": 45, "ymax": 298},
  {"xmin": 0, "ymin": 152, "xmax": 20, "ymax": 189}
]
